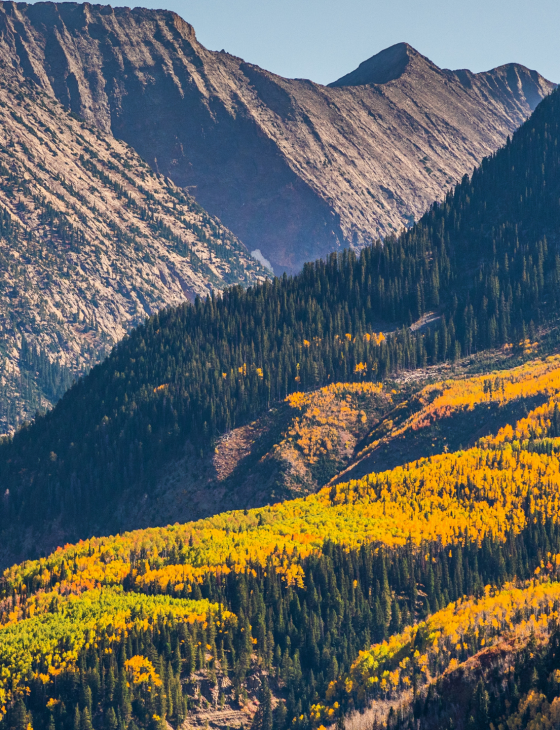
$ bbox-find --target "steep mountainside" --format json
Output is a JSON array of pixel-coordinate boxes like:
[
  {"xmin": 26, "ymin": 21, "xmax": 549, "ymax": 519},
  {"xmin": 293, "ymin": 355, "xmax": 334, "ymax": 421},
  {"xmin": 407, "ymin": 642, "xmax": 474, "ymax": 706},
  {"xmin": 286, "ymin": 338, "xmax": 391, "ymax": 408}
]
[
  {"xmin": 0, "ymin": 83, "xmax": 559, "ymax": 566},
  {"xmin": 0, "ymin": 70, "xmax": 264, "ymax": 432},
  {"xmin": 0, "ymin": 2, "xmax": 554, "ymax": 272}
]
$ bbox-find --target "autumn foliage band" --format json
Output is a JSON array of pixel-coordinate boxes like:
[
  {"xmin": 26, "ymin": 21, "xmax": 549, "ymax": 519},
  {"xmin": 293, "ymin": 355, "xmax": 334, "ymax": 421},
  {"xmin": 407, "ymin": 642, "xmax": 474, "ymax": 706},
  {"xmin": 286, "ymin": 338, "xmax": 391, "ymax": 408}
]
[
  {"xmin": 4, "ymin": 380, "xmax": 560, "ymax": 730},
  {"xmin": 2, "ymin": 517, "xmax": 560, "ymax": 730}
]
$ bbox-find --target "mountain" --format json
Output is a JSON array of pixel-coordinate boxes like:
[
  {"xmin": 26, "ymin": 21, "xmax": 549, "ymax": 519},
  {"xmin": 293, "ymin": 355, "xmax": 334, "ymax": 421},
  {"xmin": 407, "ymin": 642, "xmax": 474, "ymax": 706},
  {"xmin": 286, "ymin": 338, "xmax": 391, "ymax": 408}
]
[
  {"xmin": 3, "ymin": 353, "xmax": 560, "ymax": 730},
  {"xmin": 0, "ymin": 68, "xmax": 264, "ymax": 433},
  {"xmin": 0, "ymin": 3, "xmax": 554, "ymax": 273},
  {"xmin": 0, "ymin": 83, "xmax": 559, "ymax": 567},
  {"xmin": 329, "ymin": 42, "xmax": 416, "ymax": 86}
]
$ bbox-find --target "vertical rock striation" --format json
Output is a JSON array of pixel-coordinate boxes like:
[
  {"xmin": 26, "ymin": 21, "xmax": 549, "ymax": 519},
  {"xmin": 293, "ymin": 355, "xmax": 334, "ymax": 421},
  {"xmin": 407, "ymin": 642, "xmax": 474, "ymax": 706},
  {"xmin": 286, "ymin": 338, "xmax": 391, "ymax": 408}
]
[
  {"xmin": 0, "ymin": 69, "xmax": 263, "ymax": 431},
  {"xmin": 0, "ymin": 4, "xmax": 554, "ymax": 273}
]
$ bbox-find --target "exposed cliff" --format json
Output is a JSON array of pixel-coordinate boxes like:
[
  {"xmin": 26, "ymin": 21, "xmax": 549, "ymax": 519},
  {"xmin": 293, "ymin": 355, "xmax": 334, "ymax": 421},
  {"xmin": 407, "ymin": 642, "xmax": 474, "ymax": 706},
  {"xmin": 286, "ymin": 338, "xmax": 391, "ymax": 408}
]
[
  {"xmin": 0, "ymin": 69, "xmax": 264, "ymax": 432},
  {"xmin": 0, "ymin": 3, "xmax": 554, "ymax": 272}
]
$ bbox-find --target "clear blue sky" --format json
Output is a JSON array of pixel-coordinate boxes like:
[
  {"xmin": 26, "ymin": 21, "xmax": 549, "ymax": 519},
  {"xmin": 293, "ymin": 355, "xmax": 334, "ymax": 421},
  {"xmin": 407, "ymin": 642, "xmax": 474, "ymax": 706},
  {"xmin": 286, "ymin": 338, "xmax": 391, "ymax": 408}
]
[{"xmin": 85, "ymin": 0, "xmax": 559, "ymax": 85}]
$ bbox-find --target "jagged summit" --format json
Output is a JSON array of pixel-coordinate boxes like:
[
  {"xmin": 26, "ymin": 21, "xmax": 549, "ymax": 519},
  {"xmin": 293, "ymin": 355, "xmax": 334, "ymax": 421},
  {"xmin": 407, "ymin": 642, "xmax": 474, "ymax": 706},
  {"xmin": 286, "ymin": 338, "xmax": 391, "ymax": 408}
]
[
  {"xmin": 328, "ymin": 42, "xmax": 427, "ymax": 87},
  {"xmin": 329, "ymin": 42, "xmax": 554, "ymax": 92},
  {"xmin": 0, "ymin": 2, "xmax": 555, "ymax": 275}
]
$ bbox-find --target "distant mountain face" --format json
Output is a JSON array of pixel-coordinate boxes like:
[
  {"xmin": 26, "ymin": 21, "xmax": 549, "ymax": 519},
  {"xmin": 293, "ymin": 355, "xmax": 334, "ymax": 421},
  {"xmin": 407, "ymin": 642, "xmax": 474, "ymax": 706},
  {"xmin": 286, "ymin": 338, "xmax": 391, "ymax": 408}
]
[
  {"xmin": 0, "ymin": 69, "xmax": 264, "ymax": 433},
  {"xmin": 0, "ymin": 3, "xmax": 553, "ymax": 273}
]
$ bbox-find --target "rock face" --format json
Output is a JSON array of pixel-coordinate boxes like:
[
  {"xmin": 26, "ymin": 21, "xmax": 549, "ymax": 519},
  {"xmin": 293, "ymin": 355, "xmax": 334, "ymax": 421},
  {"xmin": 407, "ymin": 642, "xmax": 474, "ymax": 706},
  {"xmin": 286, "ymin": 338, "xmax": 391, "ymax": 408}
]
[
  {"xmin": 0, "ymin": 4, "xmax": 554, "ymax": 273},
  {"xmin": 0, "ymin": 68, "xmax": 264, "ymax": 433}
]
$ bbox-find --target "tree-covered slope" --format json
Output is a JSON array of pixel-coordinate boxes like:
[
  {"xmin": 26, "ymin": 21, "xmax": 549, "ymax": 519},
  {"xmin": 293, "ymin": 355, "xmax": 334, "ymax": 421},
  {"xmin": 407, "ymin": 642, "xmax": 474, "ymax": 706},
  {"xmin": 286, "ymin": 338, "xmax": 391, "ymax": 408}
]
[
  {"xmin": 335, "ymin": 352, "xmax": 560, "ymax": 482},
  {"xmin": 319, "ymin": 579, "xmax": 560, "ymax": 730},
  {"xmin": 0, "ymin": 70, "xmax": 264, "ymax": 433},
  {"xmin": 4, "ymin": 370, "xmax": 560, "ymax": 730},
  {"xmin": 51, "ymin": 355, "xmax": 560, "ymax": 549},
  {"xmin": 0, "ymin": 86, "xmax": 560, "ymax": 564},
  {"xmin": 99, "ymin": 381, "xmax": 397, "ymax": 537}
]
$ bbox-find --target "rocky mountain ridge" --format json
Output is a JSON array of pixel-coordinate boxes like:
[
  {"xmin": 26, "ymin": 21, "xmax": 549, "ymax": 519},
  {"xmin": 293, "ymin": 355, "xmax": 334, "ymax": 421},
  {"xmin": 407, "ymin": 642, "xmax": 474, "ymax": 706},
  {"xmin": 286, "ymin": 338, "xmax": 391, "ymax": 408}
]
[
  {"xmin": 0, "ymin": 70, "xmax": 264, "ymax": 433},
  {"xmin": 0, "ymin": 3, "xmax": 554, "ymax": 272}
]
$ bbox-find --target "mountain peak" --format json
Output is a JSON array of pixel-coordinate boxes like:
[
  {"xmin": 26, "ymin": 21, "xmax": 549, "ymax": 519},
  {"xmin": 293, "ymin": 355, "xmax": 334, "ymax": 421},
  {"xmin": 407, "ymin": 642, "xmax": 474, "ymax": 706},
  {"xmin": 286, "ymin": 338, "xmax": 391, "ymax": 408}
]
[{"xmin": 328, "ymin": 42, "xmax": 426, "ymax": 88}]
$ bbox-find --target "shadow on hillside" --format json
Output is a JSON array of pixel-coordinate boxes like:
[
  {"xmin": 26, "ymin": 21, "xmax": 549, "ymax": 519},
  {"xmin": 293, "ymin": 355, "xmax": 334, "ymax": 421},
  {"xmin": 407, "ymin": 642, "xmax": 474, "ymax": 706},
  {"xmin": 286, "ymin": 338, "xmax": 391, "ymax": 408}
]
[{"xmin": 332, "ymin": 394, "xmax": 550, "ymax": 484}]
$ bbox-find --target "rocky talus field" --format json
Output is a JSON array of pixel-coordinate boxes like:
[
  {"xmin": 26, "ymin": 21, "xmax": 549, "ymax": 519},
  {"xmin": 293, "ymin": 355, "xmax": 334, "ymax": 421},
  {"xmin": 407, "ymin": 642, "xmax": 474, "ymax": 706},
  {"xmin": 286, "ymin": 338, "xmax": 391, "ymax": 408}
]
[{"xmin": 0, "ymin": 2, "xmax": 554, "ymax": 272}]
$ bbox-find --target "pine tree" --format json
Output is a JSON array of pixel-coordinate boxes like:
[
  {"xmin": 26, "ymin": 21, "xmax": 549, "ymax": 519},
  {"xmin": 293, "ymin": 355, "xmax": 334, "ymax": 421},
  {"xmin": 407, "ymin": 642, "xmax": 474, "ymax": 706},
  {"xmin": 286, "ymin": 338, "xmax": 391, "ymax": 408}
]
[
  {"xmin": 81, "ymin": 708, "xmax": 93, "ymax": 730},
  {"xmin": 105, "ymin": 707, "xmax": 118, "ymax": 730},
  {"xmin": 12, "ymin": 700, "xmax": 28, "ymax": 730}
]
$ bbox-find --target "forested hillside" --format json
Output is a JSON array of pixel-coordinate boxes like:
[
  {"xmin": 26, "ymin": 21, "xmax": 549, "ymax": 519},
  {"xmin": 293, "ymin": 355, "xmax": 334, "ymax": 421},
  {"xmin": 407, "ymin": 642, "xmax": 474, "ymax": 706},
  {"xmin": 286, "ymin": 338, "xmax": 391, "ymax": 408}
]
[
  {"xmin": 34, "ymin": 355, "xmax": 560, "ymax": 550},
  {"xmin": 335, "ymin": 353, "xmax": 560, "ymax": 481},
  {"xmin": 0, "ymin": 85, "xmax": 559, "ymax": 564},
  {"xmin": 95, "ymin": 381, "xmax": 397, "ymax": 537},
  {"xmin": 4, "ymin": 363, "xmax": 560, "ymax": 730}
]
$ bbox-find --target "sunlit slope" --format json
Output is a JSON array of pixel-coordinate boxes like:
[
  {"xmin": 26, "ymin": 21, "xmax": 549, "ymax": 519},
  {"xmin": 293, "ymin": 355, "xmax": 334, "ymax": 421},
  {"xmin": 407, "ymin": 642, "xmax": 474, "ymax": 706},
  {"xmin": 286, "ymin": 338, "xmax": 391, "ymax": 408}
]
[
  {"xmin": 6, "ymin": 362, "xmax": 560, "ymax": 596},
  {"xmin": 113, "ymin": 355, "xmax": 560, "ymax": 544},
  {"xmin": 5, "ymin": 443, "xmax": 559, "ymax": 590},
  {"xmin": 0, "ymin": 589, "xmax": 236, "ymax": 729},
  {"xmin": 0, "ymin": 590, "xmax": 223, "ymax": 705},
  {"xmin": 316, "ymin": 577, "xmax": 560, "ymax": 728},
  {"xmin": 337, "ymin": 352, "xmax": 560, "ymax": 479},
  {"xmin": 97, "ymin": 381, "xmax": 396, "ymax": 539}
]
